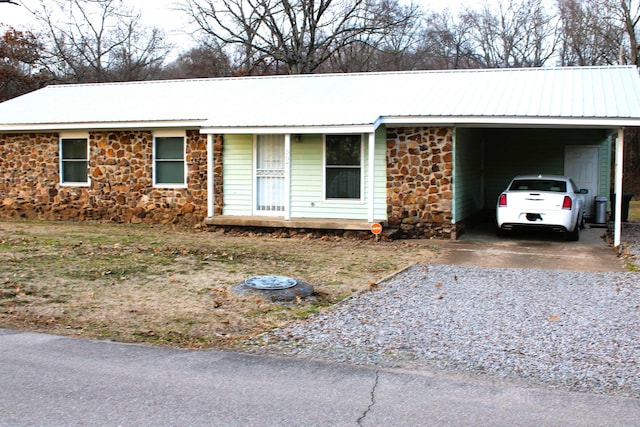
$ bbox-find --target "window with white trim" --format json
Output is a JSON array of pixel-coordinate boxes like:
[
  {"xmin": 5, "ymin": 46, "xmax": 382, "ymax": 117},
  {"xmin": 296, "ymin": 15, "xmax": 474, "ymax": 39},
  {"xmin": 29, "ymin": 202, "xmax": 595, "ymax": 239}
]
[
  {"xmin": 325, "ymin": 134, "xmax": 362, "ymax": 200},
  {"xmin": 154, "ymin": 135, "xmax": 186, "ymax": 186},
  {"xmin": 60, "ymin": 137, "xmax": 89, "ymax": 185}
]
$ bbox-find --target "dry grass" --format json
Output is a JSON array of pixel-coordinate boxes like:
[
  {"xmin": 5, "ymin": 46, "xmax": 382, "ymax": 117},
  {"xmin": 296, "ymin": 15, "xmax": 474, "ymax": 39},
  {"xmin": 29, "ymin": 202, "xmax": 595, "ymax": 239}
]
[{"xmin": 0, "ymin": 220, "xmax": 442, "ymax": 348}]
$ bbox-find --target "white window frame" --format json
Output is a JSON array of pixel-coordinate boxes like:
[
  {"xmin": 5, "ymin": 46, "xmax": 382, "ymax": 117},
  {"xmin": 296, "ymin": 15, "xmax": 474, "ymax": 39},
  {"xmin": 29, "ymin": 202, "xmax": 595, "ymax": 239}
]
[
  {"xmin": 59, "ymin": 132, "xmax": 90, "ymax": 187},
  {"xmin": 153, "ymin": 130, "xmax": 187, "ymax": 188},
  {"xmin": 323, "ymin": 134, "xmax": 365, "ymax": 203}
]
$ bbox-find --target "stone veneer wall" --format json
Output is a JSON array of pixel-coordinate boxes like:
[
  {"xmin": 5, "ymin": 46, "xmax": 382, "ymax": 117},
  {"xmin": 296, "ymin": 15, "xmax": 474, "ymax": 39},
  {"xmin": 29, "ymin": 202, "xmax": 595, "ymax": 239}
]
[
  {"xmin": 0, "ymin": 130, "xmax": 210, "ymax": 227},
  {"xmin": 386, "ymin": 127, "xmax": 455, "ymax": 238}
]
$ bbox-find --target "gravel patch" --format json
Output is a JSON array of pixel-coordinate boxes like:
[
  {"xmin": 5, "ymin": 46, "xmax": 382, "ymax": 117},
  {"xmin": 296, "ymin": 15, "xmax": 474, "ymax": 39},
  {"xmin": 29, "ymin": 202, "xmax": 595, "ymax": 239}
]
[
  {"xmin": 622, "ymin": 222, "xmax": 640, "ymax": 268},
  {"xmin": 252, "ymin": 225, "xmax": 640, "ymax": 398}
]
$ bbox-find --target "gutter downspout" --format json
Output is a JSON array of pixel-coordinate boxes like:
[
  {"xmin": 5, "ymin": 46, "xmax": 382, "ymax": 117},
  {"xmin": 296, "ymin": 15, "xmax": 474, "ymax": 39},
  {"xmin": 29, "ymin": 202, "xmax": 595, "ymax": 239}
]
[{"xmin": 614, "ymin": 128, "xmax": 624, "ymax": 248}]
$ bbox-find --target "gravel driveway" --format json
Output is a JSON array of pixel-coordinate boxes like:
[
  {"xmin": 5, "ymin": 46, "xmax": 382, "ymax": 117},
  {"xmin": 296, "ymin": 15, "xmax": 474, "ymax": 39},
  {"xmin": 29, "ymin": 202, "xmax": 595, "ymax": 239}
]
[{"xmin": 254, "ymin": 223, "xmax": 640, "ymax": 398}]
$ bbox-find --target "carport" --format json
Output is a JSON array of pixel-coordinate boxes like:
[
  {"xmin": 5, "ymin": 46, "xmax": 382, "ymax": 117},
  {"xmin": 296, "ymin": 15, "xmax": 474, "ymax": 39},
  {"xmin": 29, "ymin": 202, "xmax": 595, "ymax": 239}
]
[
  {"xmin": 456, "ymin": 127, "xmax": 612, "ymax": 216},
  {"xmin": 448, "ymin": 69, "xmax": 638, "ymax": 248}
]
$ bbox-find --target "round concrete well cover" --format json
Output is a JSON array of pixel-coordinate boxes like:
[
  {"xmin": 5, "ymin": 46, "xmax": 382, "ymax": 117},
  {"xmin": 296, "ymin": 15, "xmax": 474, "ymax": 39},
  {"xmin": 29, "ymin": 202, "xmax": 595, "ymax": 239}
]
[{"xmin": 244, "ymin": 275, "xmax": 297, "ymax": 290}]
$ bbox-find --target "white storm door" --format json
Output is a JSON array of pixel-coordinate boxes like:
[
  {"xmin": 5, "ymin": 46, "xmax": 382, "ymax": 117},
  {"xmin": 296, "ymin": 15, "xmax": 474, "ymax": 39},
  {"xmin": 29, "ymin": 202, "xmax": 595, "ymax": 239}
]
[
  {"xmin": 565, "ymin": 145, "xmax": 599, "ymax": 218},
  {"xmin": 255, "ymin": 135, "xmax": 285, "ymax": 215}
]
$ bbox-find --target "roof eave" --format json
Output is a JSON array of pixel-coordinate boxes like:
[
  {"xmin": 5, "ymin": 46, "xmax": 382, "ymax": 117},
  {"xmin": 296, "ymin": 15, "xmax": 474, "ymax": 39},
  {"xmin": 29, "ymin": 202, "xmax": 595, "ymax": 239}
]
[
  {"xmin": 2, "ymin": 116, "xmax": 639, "ymax": 134},
  {"xmin": 200, "ymin": 124, "xmax": 375, "ymax": 134},
  {"xmin": 0, "ymin": 120, "xmax": 208, "ymax": 133},
  {"xmin": 377, "ymin": 116, "xmax": 640, "ymax": 129}
]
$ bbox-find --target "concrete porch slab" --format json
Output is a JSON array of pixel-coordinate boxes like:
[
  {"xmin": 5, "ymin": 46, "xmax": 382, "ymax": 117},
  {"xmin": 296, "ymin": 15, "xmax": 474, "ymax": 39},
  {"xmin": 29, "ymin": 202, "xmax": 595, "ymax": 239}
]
[{"xmin": 204, "ymin": 216, "xmax": 381, "ymax": 231}]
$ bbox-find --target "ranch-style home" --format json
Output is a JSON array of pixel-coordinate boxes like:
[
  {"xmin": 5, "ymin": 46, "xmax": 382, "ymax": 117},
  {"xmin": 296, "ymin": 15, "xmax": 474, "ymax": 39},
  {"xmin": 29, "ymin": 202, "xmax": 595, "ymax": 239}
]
[{"xmin": 1, "ymin": 66, "xmax": 639, "ymax": 244}]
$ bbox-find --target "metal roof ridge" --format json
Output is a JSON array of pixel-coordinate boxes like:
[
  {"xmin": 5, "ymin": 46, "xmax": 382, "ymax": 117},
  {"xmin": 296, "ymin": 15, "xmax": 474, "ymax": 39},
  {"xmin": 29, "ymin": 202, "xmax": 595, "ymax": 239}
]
[{"xmin": 39, "ymin": 65, "xmax": 639, "ymax": 90}]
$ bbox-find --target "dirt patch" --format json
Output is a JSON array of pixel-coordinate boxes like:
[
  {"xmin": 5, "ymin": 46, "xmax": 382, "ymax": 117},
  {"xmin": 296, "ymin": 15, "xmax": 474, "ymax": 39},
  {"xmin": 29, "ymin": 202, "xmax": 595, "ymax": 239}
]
[{"xmin": 0, "ymin": 220, "xmax": 443, "ymax": 348}]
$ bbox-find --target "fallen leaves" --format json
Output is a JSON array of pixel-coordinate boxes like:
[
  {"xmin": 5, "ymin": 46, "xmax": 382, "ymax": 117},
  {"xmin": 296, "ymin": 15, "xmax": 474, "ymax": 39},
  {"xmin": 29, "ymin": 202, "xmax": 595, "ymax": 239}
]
[{"xmin": 0, "ymin": 219, "xmax": 442, "ymax": 348}]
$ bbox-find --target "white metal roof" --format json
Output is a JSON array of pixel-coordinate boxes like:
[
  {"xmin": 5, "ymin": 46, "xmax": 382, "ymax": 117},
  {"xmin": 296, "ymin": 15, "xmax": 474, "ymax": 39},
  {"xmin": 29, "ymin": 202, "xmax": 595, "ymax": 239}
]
[{"xmin": 1, "ymin": 66, "xmax": 640, "ymax": 132}]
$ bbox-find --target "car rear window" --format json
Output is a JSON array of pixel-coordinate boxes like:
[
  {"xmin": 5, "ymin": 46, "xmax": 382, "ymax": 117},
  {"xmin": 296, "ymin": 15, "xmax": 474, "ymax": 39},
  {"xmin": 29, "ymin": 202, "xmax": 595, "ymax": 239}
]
[{"xmin": 509, "ymin": 179, "xmax": 567, "ymax": 192}]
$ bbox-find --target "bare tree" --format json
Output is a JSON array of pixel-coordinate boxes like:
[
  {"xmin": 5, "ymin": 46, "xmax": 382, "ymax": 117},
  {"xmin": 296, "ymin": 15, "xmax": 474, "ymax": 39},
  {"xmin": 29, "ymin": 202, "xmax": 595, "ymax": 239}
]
[
  {"xmin": 0, "ymin": 26, "xmax": 49, "ymax": 101},
  {"xmin": 161, "ymin": 42, "xmax": 233, "ymax": 78},
  {"xmin": 323, "ymin": 39, "xmax": 378, "ymax": 72},
  {"xmin": 462, "ymin": 0, "xmax": 558, "ymax": 68},
  {"xmin": 556, "ymin": 0, "xmax": 621, "ymax": 65},
  {"xmin": 322, "ymin": 0, "xmax": 423, "ymax": 72},
  {"xmin": 557, "ymin": 0, "xmax": 640, "ymax": 66},
  {"xmin": 611, "ymin": 0, "xmax": 640, "ymax": 65},
  {"xmin": 415, "ymin": 9, "xmax": 479, "ymax": 70},
  {"xmin": 371, "ymin": 1, "xmax": 424, "ymax": 71},
  {"xmin": 183, "ymin": 0, "xmax": 419, "ymax": 75},
  {"xmin": 22, "ymin": 0, "xmax": 170, "ymax": 83}
]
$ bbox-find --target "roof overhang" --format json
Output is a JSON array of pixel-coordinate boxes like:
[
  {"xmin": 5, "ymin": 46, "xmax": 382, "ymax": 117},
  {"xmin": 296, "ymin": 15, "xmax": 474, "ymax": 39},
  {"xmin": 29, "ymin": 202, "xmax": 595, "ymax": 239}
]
[
  {"xmin": 199, "ymin": 125, "xmax": 375, "ymax": 134},
  {"xmin": 2, "ymin": 116, "xmax": 638, "ymax": 135},
  {"xmin": 0, "ymin": 120, "xmax": 208, "ymax": 133},
  {"xmin": 376, "ymin": 116, "xmax": 640, "ymax": 129},
  {"xmin": 201, "ymin": 116, "xmax": 640, "ymax": 135}
]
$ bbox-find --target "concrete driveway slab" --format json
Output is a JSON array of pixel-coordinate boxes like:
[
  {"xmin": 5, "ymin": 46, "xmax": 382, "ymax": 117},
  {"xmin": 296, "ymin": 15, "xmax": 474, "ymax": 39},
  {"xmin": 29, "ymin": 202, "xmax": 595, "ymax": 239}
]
[{"xmin": 431, "ymin": 225, "xmax": 625, "ymax": 272}]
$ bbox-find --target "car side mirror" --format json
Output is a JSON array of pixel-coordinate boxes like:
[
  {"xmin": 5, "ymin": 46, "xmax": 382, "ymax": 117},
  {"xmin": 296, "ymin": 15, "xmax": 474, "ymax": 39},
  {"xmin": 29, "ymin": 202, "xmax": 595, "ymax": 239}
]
[{"xmin": 580, "ymin": 189, "xmax": 589, "ymax": 194}]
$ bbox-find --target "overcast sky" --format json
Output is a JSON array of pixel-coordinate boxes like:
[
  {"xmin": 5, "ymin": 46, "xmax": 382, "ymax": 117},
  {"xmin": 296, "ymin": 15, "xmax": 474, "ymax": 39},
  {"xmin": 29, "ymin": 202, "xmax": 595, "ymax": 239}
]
[{"xmin": 1, "ymin": 0, "xmax": 473, "ymax": 60}]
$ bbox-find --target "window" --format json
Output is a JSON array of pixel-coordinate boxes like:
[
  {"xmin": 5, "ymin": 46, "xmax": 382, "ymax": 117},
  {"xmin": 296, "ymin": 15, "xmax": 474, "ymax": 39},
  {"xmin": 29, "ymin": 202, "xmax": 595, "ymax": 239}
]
[
  {"xmin": 60, "ymin": 138, "xmax": 89, "ymax": 185},
  {"xmin": 325, "ymin": 135, "xmax": 362, "ymax": 199},
  {"xmin": 509, "ymin": 179, "xmax": 566, "ymax": 192},
  {"xmin": 154, "ymin": 136, "xmax": 186, "ymax": 186}
]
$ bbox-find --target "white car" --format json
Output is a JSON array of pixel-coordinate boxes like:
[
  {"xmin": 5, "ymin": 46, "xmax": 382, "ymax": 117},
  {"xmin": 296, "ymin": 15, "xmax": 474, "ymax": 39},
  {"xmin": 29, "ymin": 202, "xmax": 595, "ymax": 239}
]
[{"xmin": 496, "ymin": 175, "xmax": 587, "ymax": 241}]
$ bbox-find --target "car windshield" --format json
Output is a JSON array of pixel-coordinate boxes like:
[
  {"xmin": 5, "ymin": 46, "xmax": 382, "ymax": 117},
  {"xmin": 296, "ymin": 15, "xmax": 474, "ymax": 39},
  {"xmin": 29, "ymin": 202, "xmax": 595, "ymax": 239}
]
[{"xmin": 509, "ymin": 179, "xmax": 567, "ymax": 192}]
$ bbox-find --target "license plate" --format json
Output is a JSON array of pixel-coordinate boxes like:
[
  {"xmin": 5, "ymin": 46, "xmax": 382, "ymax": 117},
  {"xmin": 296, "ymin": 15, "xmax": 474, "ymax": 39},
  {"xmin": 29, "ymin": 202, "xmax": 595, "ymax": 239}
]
[{"xmin": 526, "ymin": 213, "xmax": 542, "ymax": 221}]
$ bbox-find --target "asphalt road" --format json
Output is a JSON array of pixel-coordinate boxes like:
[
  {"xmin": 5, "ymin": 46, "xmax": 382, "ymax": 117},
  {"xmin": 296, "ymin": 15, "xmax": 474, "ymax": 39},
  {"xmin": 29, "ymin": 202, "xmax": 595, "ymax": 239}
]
[{"xmin": 1, "ymin": 328, "xmax": 639, "ymax": 426}]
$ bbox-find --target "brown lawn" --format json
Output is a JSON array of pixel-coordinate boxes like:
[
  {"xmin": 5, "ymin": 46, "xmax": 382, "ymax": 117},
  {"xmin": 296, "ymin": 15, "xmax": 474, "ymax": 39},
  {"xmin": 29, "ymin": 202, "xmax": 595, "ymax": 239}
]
[{"xmin": 0, "ymin": 220, "xmax": 442, "ymax": 348}]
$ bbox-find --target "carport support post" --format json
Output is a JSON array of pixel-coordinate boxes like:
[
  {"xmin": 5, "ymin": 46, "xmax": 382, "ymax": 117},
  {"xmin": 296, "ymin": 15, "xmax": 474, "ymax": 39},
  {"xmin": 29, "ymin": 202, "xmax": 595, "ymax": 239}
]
[
  {"xmin": 284, "ymin": 134, "xmax": 291, "ymax": 221},
  {"xmin": 614, "ymin": 128, "xmax": 624, "ymax": 248},
  {"xmin": 207, "ymin": 133, "xmax": 214, "ymax": 218},
  {"xmin": 368, "ymin": 132, "xmax": 375, "ymax": 223}
]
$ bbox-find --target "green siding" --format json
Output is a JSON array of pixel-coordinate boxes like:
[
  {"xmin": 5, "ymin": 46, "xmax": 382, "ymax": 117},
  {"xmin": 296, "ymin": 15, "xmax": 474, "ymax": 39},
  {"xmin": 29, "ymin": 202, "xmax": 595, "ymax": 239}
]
[
  {"xmin": 222, "ymin": 133, "xmax": 386, "ymax": 221},
  {"xmin": 453, "ymin": 128, "xmax": 484, "ymax": 223},
  {"xmin": 483, "ymin": 129, "xmax": 611, "ymax": 209},
  {"xmin": 290, "ymin": 133, "xmax": 386, "ymax": 220},
  {"xmin": 290, "ymin": 134, "xmax": 324, "ymax": 216},
  {"xmin": 598, "ymin": 136, "xmax": 611, "ymax": 197},
  {"xmin": 374, "ymin": 126, "xmax": 388, "ymax": 220},
  {"xmin": 222, "ymin": 134, "xmax": 253, "ymax": 215}
]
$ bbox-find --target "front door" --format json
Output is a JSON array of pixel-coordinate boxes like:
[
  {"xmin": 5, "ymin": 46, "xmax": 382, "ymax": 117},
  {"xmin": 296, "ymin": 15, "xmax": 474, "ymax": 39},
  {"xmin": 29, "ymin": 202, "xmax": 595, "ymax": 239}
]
[
  {"xmin": 255, "ymin": 135, "xmax": 285, "ymax": 214},
  {"xmin": 565, "ymin": 145, "xmax": 599, "ymax": 218}
]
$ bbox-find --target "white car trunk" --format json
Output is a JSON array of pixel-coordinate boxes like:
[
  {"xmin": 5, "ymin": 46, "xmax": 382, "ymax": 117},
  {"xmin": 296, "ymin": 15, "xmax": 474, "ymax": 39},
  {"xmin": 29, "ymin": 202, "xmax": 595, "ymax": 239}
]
[{"xmin": 508, "ymin": 191, "xmax": 566, "ymax": 212}]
